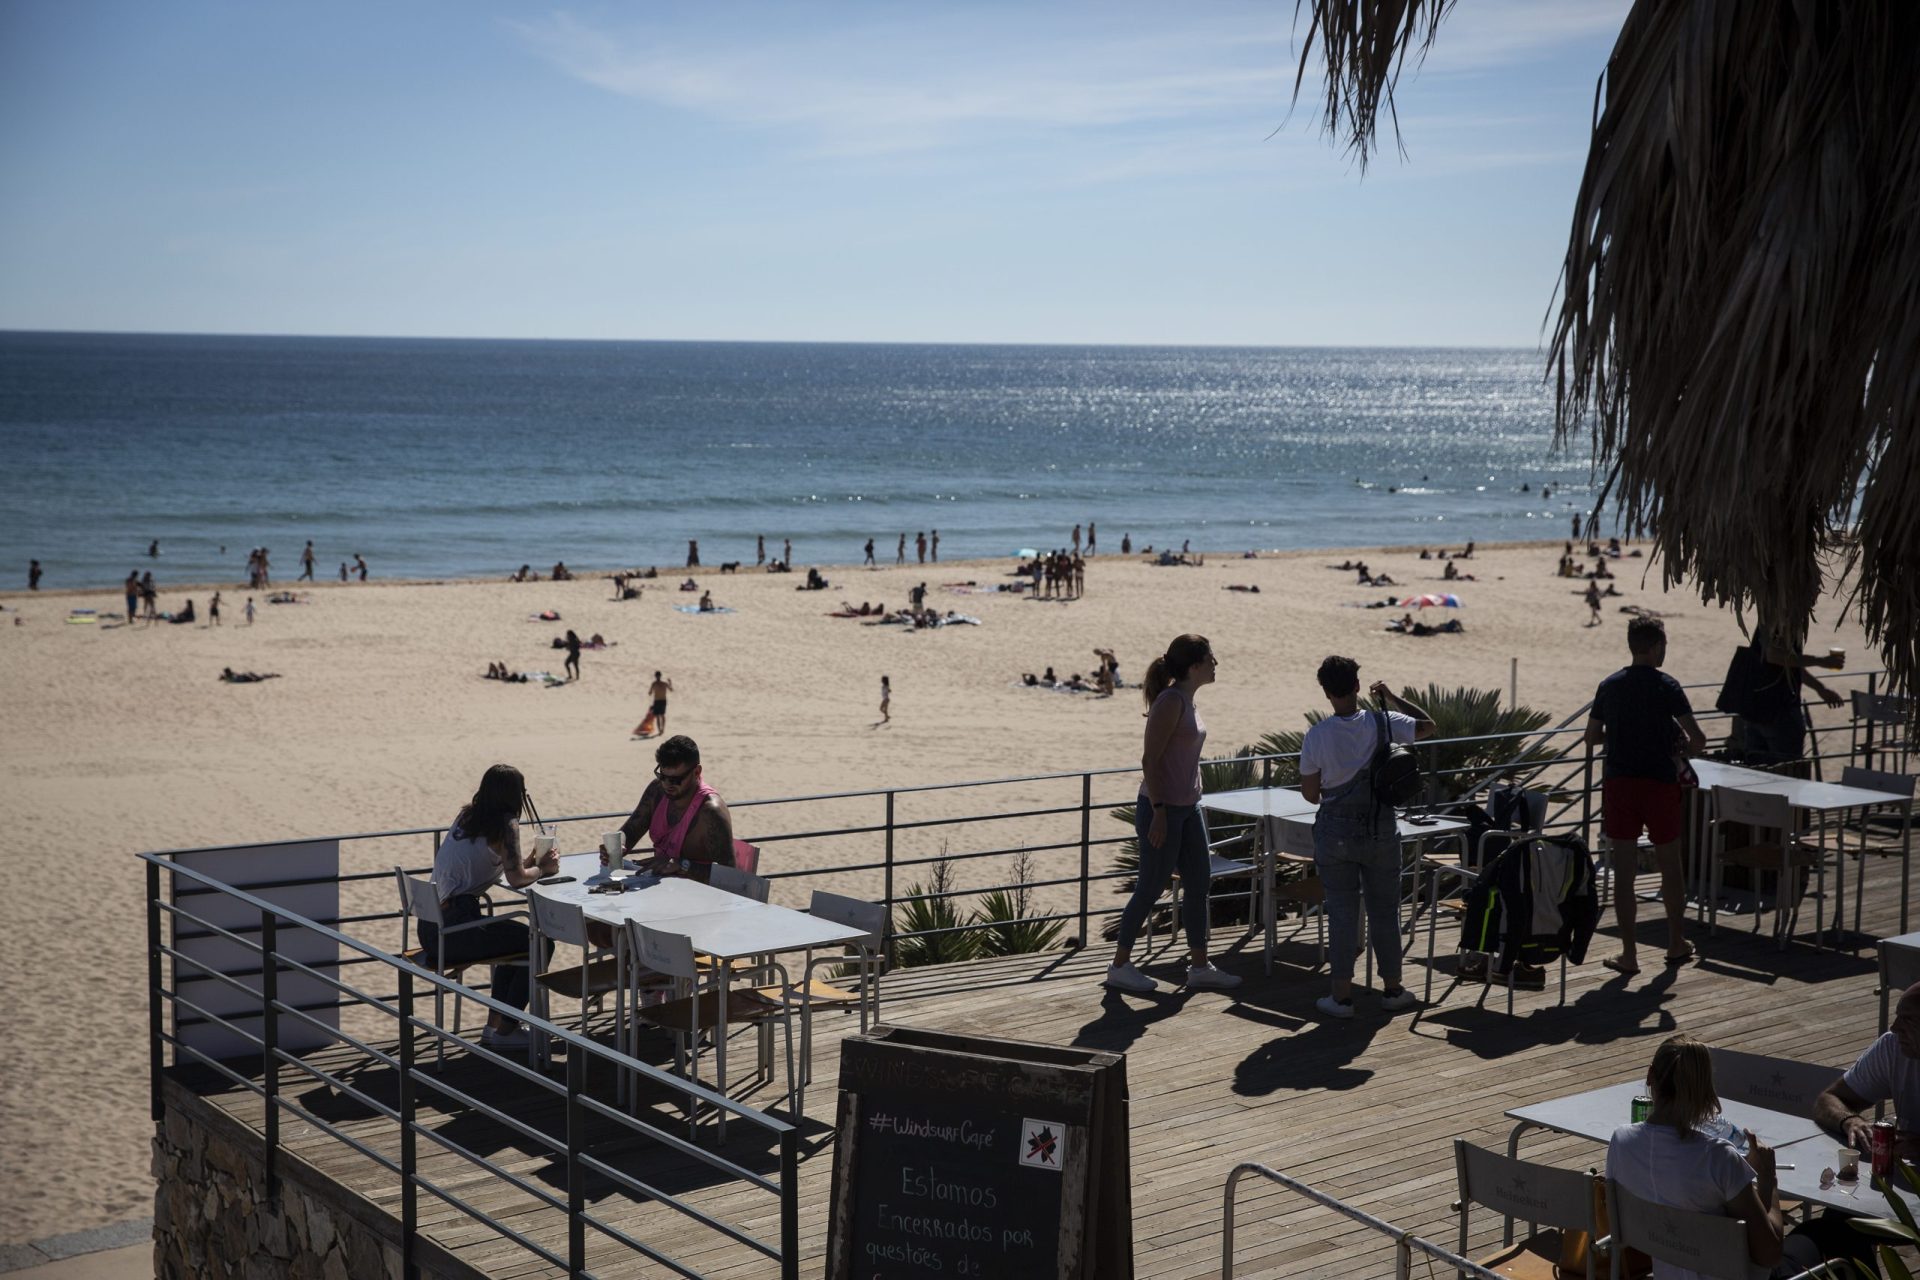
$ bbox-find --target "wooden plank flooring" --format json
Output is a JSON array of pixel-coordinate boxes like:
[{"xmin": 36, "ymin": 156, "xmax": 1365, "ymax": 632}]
[{"xmin": 187, "ymin": 847, "xmax": 1911, "ymax": 1278}]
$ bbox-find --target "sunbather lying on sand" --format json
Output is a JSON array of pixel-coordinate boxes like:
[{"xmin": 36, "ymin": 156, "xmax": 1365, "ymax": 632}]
[{"xmin": 220, "ymin": 668, "xmax": 281, "ymax": 683}]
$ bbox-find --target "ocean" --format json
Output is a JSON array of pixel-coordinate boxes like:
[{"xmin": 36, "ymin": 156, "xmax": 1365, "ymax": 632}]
[{"xmin": 0, "ymin": 332, "xmax": 1593, "ymax": 591}]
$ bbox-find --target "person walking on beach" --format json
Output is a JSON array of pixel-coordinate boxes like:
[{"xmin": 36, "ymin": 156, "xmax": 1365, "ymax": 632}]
[
  {"xmin": 354, "ymin": 554, "xmax": 368, "ymax": 581},
  {"xmin": 1587, "ymin": 616, "xmax": 1706, "ymax": 976},
  {"xmin": 124, "ymin": 570, "xmax": 141, "ymax": 625},
  {"xmin": 141, "ymin": 572, "xmax": 158, "ymax": 620},
  {"xmin": 896, "ymin": 533, "xmax": 906, "ymax": 564},
  {"xmin": 300, "ymin": 541, "xmax": 315, "ymax": 581},
  {"xmin": 209, "ymin": 591, "xmax": 222, "ymax": 626},
  {"xmin": 756, "ymin": 535, "xmax": 765, "ymax": 566},
  {"xmin": 563, "ymin": 630, "xmax": 582, "ymax": 681},
  {"xmin": 878, "ymin": 674, "xmax": 890, "ymax": 726},
  {"xmin": 28, "ymin": 560, "xmax": 41, "ymax": 590},
  {"xmin": 1105, "ymin": 634, "xmax": 1241, "ymax": 994},
  {"xmin": 1072, "ymin": 524, "xmax": 1081, "ymax": 554},
  {"xmin": 1300, "ymin": 658, "xmax": 1435, "ymax": 1017},
  {"xmin": 1585, "ymin": 579, "xmax": 1603, "ymax": 626},
  {"xmin": 782, "ymin": 538, "xmax": 792, "ymax": 568},
  {"xmin": 930, "ymin": 529, "xmax": 939, "ymax": 562},
  {"xmin": 1121, "ymin": 533, "xmax": 1132, "ymax": 555},
  {"xmin": 617, "ymin": 736, "xmax": 736, "ymax": 880},
  {"xmin": 864, "ymin": 538, "xmax": 876, "ymax": 566},
  {"xmin": 243, "ymin": 596, "xmax": 255, "ymax": 625},
  {"xmin": 1087, "ymin": 522, "xmax": 1096, "ymax": 555},
  {"xmin": 648, "ymin": 671, "xmax": 674, "ymax": 736},
  {"xmin": 916, "ymin": 531, "xmax": 927, "ymax": 564}
]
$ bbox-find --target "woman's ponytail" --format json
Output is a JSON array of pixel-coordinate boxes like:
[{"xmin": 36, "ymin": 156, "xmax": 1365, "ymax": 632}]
[{"xmin": 1141, "ymin": 633, "xmax": 1211, "ymax": 712}]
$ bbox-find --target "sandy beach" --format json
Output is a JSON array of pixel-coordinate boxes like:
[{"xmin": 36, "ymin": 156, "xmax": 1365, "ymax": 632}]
[{"xmin": 0, "ymin": 539, "xmax": 1876, "ymax": 1244}]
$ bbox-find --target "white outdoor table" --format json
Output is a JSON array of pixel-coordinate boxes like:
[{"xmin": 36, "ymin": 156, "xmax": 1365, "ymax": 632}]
[
  {"xmin": 1505, "ymin": 1080, "xmax": 1824, "ymax": 1157},
  {"xmin": 1772, "ymin": 1132, "xmax": 1920, "ymax": 1218},
  {"xmin": 1693, "ymin": 761, "xmax": 1914, "ymax": 938},
  {"xmin": 530, "ymin": 860, "xmax": 865, "ymax": 1127},
  {"xmin": 1200, "ymin": 787, "xmax": 1467, "ymax": 974}
]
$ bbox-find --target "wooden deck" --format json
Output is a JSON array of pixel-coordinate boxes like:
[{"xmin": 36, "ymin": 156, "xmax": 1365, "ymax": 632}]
[{"xmin": 182, "ymin": 856, "xmax": 1909, "ymax": 1279}]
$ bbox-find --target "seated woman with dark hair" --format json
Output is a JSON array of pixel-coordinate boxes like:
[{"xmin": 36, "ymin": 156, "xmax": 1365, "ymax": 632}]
[{"xmin": 422, "ymin": 765, "xmax": 558, "ymax": 1051}]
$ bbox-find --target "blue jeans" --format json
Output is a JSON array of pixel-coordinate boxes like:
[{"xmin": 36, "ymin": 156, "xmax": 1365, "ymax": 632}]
[
  {"xmin": 417, "ymin": 894, "xmax": 549, "ymax": 1013},
  {"xmin": 1313, "ymin": 792, "xmax": 1403, "ymax": 987},
  {"xmin": 1117, "ymin": 797, "xmax": 1212, "ymax": 954}
]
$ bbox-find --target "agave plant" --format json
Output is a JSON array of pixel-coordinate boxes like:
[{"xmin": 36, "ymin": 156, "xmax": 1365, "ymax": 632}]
[
  {"xmin": 973, "ymin": 853, "xmax": 1066, "ymax": 958},
  {"xmin": 892, "ymin": 858, "xmax": 981, "ymax": 968}
]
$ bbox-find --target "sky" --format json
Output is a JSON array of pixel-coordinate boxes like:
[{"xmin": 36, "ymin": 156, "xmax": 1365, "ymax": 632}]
[{"xmin": 0, "ymin": 0, "xmax": 1631, "ymax": 346}]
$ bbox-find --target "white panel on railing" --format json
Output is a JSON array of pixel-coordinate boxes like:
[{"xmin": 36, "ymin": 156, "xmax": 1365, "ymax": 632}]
[{"xmin": 171, "ymin": 841, "xmax": 340, "ymax": 1061}]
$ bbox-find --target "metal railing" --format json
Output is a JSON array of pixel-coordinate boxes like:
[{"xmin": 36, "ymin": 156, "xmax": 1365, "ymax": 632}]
[
  {"xmin": 147, "ymin": 854, "xmax": 800, "ymax": 1280},
  {"xmin": 1222, "ymin": 1162, "xmax": 1506, "ymax": 1279}
]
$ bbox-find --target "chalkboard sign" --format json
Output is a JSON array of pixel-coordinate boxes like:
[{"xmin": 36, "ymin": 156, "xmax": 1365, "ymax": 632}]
[{"xmin": 826, "ymin": 1025, "xmax": 1131, "ymax": 1280}]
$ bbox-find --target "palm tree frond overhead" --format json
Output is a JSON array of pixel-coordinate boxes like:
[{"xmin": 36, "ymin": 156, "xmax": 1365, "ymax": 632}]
[
  {"xmin": 1295, "ymin": 0, "xmax": 1920, "ymax": 694},
  {"xmin": 1291, "ymin": 0, "xmax": 1457, "ymax": 170}
]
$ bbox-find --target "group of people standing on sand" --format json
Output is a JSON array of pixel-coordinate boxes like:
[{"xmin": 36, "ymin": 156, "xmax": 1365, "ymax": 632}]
[{"xmin": 1023, "ymin": 550, "xmax": 1086, "ymax": 599}]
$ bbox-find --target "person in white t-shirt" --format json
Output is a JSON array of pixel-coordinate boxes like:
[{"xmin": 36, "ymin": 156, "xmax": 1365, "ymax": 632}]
[
  {"xmin": 1606, "ymin": 1034, "xmax": 1788, "ymax": 1280},
  {"xmin": 1297, "ymin": 655, "xmax": 1434, "ymax": 1019},
  {"xmin": 1817, "ymin": 980, "xmax": 1920, "ymax": 1161}
]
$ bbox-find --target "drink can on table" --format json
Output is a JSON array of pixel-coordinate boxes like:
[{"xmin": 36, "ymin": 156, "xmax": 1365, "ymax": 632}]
[
  {"xmin": 1631, "ymin": 1095, "xmax": 1652, "ymax": 1124},
  {"xmin": 1872, "ymin": 1119, "xmax": 1896, "ymax": 1178}
]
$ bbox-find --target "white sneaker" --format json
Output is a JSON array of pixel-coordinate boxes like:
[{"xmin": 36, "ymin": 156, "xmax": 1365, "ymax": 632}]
[
  {"xmin": 1185, "ymin": 964, "xmax": 1242, "ymax": 991},
  {"xmin": 1103, "ymin": 963, "xmax": 1158, "ymax": 993},
  {"xmin": 1315, "ymin": 994, "xmax": 1355, "ymax": 1020},
  {"xmin": 1380, "ymin": 987, "xmax": 1420, "ymax": 1013},
  {"xmin": 481, "ymin": 1026, "xmax": 531, "ymax": 1050}
]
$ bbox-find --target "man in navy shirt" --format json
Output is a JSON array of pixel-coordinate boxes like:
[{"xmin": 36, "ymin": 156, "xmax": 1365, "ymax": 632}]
[{"xmin": 1585, "ymin": 616, "xmax": 1707, "ymax": 976}]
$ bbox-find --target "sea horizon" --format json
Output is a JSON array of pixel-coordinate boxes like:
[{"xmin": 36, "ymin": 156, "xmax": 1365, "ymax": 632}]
[{"xmin": 3, "ymin": 331, "xmax": 1599, "ymax": 591}]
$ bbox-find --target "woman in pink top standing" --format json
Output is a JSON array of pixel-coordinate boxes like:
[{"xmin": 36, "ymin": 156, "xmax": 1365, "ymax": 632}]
[{"xmin": 1106, "ymin": 634, "xmax": 1242, "ymax": 993}]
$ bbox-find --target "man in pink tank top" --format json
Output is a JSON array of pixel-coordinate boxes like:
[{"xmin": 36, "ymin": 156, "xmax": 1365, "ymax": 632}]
[{"xmin": 616, "ymin": 735, "xmax": 737, "ymax": 881}]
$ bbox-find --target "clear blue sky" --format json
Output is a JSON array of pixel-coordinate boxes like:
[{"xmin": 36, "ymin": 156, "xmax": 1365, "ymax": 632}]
[{"xmin": 0, "ymin": 0, "xmax": 1629, "ymax": 346}]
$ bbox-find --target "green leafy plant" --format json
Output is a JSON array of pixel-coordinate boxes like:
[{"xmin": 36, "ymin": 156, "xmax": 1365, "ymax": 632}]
[
  {"xmin": 893, "ymin": 858, "xmax": 981, "ymax": 968},
  {"xmin": 1844, "ymin": 1161, "xmax": 1920, "ymax": 1278},
  {"xmin": 973, "ymin": 852, "xmax": 1066, "ymax": 957},
  {"xmin": 1102, "ymin": 750, "xmax": 1264, "ymax": 941}
]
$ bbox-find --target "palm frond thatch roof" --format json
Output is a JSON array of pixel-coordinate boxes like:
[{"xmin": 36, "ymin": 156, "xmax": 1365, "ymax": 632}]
[{"xmin": 1297, "ymin": 1, "xmax": 1920, "ymax": 694}]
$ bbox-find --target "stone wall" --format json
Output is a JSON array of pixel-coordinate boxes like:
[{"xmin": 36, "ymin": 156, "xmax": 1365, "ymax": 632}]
[{"xmin": 152, "ymin": 1079, "xmax": 477, "ymax": 1280}]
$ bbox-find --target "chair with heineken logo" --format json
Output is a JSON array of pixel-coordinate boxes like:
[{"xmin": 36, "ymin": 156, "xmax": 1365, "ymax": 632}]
[{"xmin": 1451, "ymin": 1139, "xmax": 1601, "ymax": 1278}]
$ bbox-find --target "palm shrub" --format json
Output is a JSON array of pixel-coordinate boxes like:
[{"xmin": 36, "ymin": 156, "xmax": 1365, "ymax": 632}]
[
  {"xmin": 1255, "ymin": 684, "xmax": 1557, "ymax": 803},
  {"xmin": 894, "ymin": 857, "xmax": 980, "ymax": 967},
  {"xmin": 973, "ymin": 852, "xmax": 1066, "ymax": 957}
]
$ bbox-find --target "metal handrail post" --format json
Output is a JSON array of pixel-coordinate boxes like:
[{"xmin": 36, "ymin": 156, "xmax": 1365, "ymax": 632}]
[
  {"xmin": 398, "ymin": 967, "xmax": 419, "ymax": 1280},
  {"xmin": 883, "ymin": 791, "xmax": 897, "ymax": 967},
  {"xmin": 1077, "ymin": 773, "xmax": 1093, "ymax": 947},
  {"xmin": 261, "ymin": 909, "xmax": 279, "ymax": 1195},
  {"xmin": 147, "ymin": 857, "xmax": 164, "ymax": 1122},
  {"xmin": 1582, "ymin": 744, "xmax": 1594, "ymax": 848},
  {"xmin": 780, "ymin": 1127, "xmax": 799, "ymax": 1280},
  {"xmin": 566, "ymin": 1050, "xmax": 585, "ymax": 1276}
]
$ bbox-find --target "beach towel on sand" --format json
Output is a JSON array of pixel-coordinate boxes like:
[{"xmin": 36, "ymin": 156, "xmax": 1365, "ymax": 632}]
[
  {"xmin": 674, "ymin": 605, "xmax": 736, "ymax": 614},
  {"xmin": 634, "ymin": 710, "xmax": 658, "ymax": 737}
]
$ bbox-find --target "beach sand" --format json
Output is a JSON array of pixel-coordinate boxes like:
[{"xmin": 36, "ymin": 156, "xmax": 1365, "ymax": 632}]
[{"xmin": 0, "ymin": 540, "xmax": 1874, "ymax": 1243}]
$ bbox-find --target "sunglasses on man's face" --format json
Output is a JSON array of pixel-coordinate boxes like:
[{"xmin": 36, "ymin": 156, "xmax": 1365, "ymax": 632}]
[{"xmin": 654, "ymin": 767, "xmax": 696, "ymax": 786}]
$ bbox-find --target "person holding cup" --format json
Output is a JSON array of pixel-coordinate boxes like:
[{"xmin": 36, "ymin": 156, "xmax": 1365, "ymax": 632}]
[
  {"xmin": 424, "ymin": 764, "xmax": 558, "ymax": 1050},
  {"xmin": 616, "ymin": 735, "xmax": 737, "ymax": 882}
]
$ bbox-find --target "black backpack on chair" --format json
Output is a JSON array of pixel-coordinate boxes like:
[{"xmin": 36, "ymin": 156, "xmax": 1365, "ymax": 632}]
[{"xmin": 1367, "ymin": 710, "xmax": 1423, "ymax": 808}]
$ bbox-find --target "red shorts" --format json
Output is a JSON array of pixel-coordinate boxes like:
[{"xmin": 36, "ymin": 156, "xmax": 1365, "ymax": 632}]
[{"xmin": 1602, "ymin": 775, "xmax": 1685, "ymax": 845}]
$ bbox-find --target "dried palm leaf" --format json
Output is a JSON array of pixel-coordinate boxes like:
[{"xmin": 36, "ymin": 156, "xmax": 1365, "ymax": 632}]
[{"xmin": 1295, "ymin": 0, "xmax": 1920, "ymax": 694}]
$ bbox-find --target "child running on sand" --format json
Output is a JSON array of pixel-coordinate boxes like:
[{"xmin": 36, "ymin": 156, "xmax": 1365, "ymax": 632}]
[{"xmin": 878, "ymin": 675, "xmax": 891, "ymax": 725}]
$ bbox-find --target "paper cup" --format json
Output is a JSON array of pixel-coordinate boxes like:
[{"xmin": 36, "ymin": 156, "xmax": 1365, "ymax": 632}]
[
  {"xmin": 1828, "ymin": 646, "xmax": 1846, "ymax": 668},
  {"xmin": 600, "ymin": 831, "xmax": 623, "ymax": 867},
  {"xmin": 1838, "ymin": 1147, "xmax": 1860, "ymax": 1180},
  {"xmin": 532, "ymin": 833, "xmax": 556, "ymax": 860}
]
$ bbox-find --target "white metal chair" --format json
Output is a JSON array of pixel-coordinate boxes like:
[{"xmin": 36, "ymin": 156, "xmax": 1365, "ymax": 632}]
[
  {"xmin": 1451, "ymin": 1140, "xmax": 1598, "ymax": 1278},
  {"xmin": 1708, "ymin": 1046, "xmax": 1838, "ymax": 1120},
  {"xmin": 1837, "ymin": 765, "xmax": 1916, "ymax": 935},
  {"xmin": 754, "ymin": 891, "xmax": 887, "ymax": 1099},
  {"xmin": 1605, "ymin": 1178, "xmax": 1828, "ymax": 1280},
  {"xmin": 528, "ymin": 892, "xmax": 636, "ymax": 1077},
  {"xmin": 1707, "ymin": 787, "xmax": 1824, "ymax": 950},
  {"xmin": 626, "ymin": 921, "xmax": 796, "ymax": 1142},
  {"xmin": 1150, "ymin": 827, "xmax": 1262, "ymax": 955},
  {"xmin": 393, "ymin": 868, "xmax": 530, "ymax": 1069},
  {"xmin": 707, "ymin": 865, "xmax": 770, "ymax": 902}
]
